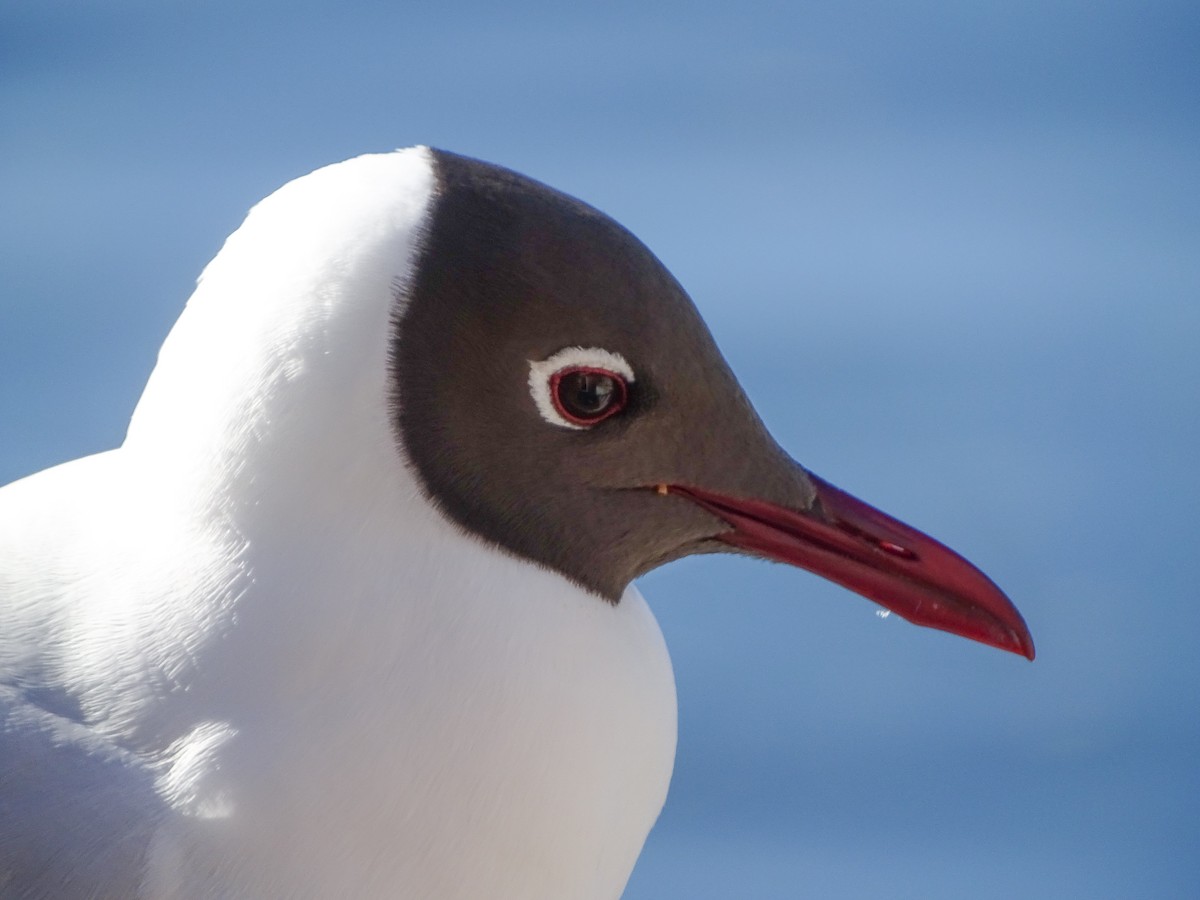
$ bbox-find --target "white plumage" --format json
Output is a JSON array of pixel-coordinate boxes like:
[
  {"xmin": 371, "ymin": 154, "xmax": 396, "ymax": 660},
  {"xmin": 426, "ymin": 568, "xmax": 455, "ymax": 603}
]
[{"xmin": 0, "ymin": 148, "xmax": 677, "ymax": 898}]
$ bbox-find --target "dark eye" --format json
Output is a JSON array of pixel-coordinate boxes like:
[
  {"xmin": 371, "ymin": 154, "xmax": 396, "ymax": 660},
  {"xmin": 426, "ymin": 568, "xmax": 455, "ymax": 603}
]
[{"xmin": 550, "ymin": 367, "xmax": 628, "ymax": 426}]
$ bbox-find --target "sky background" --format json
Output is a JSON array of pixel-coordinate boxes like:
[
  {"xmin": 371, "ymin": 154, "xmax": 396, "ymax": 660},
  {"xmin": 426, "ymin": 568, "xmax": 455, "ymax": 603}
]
[{"xmin": 2, "ymin": 1, "xmax": 1197, "ymax": 897}]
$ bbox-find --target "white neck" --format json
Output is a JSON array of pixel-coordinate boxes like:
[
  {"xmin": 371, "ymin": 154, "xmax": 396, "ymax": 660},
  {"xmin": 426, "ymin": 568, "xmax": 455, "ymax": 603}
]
[
  {"xmin": 144, "ymin": 478, "xmax": 677, "ymax": 898},
  {"xmin": 68, "ymin": 148, "xmax": 678, "ymax": 897}
]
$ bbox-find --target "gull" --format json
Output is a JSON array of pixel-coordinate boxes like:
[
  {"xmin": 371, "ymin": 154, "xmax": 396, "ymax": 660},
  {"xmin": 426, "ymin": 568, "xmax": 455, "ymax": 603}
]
[{"xmin": 0, "ymin": 148, "xmax": 1033, "ymax": 898}]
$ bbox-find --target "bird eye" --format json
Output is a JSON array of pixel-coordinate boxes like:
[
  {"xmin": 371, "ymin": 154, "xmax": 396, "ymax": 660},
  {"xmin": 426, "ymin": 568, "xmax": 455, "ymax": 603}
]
[
  {"xmin": 551, "ymin": 367, "xmax": 628, "ymax": 426},
  {"xmin": 528, "ymin": 347, "xmax": 636, "ymax": 430}
]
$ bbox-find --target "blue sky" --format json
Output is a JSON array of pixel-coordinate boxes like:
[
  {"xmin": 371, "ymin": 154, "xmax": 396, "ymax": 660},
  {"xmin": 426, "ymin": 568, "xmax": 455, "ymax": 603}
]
[{"xmin": 2, "ymin": 1, "xmax": 1198, "ymax": 896}]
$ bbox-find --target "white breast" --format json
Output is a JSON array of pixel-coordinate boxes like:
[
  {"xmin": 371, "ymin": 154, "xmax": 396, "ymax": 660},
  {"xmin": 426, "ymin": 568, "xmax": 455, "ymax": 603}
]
[{"xmin": 140, "ymin": 502, "xmax": 679, "ymax": 899}]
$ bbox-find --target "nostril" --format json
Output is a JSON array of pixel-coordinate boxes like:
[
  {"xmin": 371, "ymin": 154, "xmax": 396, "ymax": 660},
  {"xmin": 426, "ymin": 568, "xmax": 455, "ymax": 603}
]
[{"xmin": 877, "ymin": 540, "xmax": 917, "ymax": 560}]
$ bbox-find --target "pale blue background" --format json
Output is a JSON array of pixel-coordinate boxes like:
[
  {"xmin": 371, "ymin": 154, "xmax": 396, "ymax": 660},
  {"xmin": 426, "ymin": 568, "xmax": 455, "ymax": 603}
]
[{"xmin": 2, "ymin": 2, "xmax": 1197, "ymax": 897}]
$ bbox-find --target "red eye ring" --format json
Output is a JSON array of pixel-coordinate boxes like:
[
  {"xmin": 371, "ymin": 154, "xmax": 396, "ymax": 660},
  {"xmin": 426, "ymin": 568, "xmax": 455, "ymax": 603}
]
[{"xmin": 549, "ymin": 366, "xmax": 629, "ymax": 426}]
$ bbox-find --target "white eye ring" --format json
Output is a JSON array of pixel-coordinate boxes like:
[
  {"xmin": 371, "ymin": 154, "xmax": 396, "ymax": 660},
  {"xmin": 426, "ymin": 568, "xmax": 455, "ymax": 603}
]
[{"xmin": 528, "ymin": 347, "xmax": 635, "ymax": 430}]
